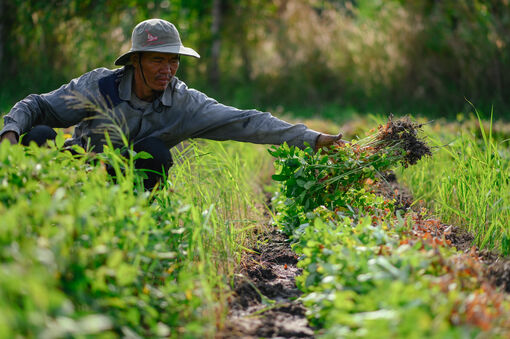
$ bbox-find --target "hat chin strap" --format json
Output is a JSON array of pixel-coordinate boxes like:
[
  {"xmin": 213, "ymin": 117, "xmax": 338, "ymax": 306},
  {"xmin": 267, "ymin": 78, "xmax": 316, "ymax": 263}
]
[{"xmin": 138, "ymin": 53, "xmax": 150, "ymax": 88}]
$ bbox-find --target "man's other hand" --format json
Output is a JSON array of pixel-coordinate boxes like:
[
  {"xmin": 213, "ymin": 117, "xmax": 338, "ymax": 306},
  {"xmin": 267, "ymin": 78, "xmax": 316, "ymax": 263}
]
[
  {"xmin": 0, "ymin": 131, "xmax": 19, "ymax": 145},
  {"xmin": 315, "ymin": 132, "xmax": 347, "ymax": 152}
]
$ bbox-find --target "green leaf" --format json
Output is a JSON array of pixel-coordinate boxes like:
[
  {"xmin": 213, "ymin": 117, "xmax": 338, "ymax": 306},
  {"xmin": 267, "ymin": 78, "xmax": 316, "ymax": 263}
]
[
  {"xmin": 116, "ymin": 264, "xmax": 138, "ymax": 286},
  {"xmin": 304, "ymin": 181, "xmax": 315, "ymax": 189},
  {"xmin": 134, "ymin": 151, "xmax": 153, "ymax": 160},
  {"xmin": 272, "ymin": 174, "xmax": 287, "ymax": 181},
  {"xmin": 296, "ymin": 179, "xmax": 306, "ymax": 187}
]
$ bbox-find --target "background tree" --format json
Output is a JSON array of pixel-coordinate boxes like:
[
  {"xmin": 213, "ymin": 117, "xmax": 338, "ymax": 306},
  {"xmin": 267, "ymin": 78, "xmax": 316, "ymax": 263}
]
[{"xmin": 1, "ymin": 0, "xmax": 509, "ymax": 120}]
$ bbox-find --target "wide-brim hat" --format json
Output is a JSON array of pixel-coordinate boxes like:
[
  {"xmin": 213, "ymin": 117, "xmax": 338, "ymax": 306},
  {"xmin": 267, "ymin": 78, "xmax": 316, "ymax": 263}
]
[{"xmin": 115, "ymin": 18, "xmax": 200, "ymax": 66}]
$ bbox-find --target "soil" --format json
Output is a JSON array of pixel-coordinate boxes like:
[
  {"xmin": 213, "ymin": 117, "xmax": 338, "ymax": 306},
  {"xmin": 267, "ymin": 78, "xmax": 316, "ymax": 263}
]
[
  {"xmin": 218, "ymin": 227, "xmax": 315, "ymax": 339},
  {"xmin": 377, "ymin": 171, "xmax": 510, "ymax": 293},
  {"xmin": 375, "ymin": 171, "xmax": 414, "ymax": 212}
]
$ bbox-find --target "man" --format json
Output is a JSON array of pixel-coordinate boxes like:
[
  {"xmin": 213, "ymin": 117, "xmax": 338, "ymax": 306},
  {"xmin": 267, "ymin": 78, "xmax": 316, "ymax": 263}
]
[{"xmin": 0, "ymin": 19, "xmax": 343, "ymax": 189}]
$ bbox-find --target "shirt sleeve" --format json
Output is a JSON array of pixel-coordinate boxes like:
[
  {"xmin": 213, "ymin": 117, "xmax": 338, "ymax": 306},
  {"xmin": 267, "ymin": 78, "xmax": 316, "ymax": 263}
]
[
  {"xmin": 1, "ymin": 69, "xmax": 104, "ymax": 137},
  {"xmin": 183, "ymin": 89, "xmax": 321, "ymax": 150}
]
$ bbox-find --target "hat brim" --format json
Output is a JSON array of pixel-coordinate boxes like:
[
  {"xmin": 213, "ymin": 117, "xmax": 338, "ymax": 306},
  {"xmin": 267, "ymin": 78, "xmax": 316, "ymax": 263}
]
[{"xmin": 115, "ymin": 44, "xmax": 200, "ymax": 66}]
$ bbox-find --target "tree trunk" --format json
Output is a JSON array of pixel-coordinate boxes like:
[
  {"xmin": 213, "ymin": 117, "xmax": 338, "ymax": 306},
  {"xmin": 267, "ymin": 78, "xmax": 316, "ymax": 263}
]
[
  {"xmin": 209, "ymin": 0, "xmax": 222, "ymax": 86},
  {"xmin": 0, "ymin": 0, "xmax": 15, "ymax": 79}
]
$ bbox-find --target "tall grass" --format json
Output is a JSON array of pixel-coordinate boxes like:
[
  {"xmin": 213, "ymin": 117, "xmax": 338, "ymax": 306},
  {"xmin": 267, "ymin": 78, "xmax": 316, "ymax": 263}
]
[
  {"xmin": 399, "ymin": 114, "xmax": 510, "ymax": 255},
  {"xmin": 166, "ymin": 140, "xmax": 271, "ymax": 307},
  {"xmin": 0, "ymin": 132, "xmax": 271, "ymax": 337}
]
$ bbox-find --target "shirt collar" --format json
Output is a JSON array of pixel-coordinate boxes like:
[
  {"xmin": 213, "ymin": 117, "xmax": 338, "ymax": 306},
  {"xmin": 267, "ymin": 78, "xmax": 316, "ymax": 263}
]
[
  {"xmin": 118, "ymin": 67, "xmax": 132, "ymax": 101},
  {"xmin": 119, "ymin": 66, "xmax": 174, "ymax": 107},
  {"xmin": 161, "ymin": 78, "xmax": 175, "ymax": 106}
]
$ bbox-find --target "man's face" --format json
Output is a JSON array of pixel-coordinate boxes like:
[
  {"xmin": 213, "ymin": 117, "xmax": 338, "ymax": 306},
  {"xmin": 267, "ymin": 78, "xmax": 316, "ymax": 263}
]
[{"xmin": 133, "ymin": 52, "xmax": 180, "ymax": 92}]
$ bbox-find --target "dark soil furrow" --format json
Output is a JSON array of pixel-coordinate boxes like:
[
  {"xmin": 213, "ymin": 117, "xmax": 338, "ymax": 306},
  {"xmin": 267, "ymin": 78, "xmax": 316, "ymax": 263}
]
[{"xmin": 219, "ymin": 228, "xmax": 314, "ymax": 339}]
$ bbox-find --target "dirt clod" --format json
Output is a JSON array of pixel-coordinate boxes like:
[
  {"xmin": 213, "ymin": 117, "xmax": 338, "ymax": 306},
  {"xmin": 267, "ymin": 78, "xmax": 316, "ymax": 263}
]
[
  {"xmin": 487, "ymin": 261, "xmax": 510, "ymax": 293},
  {"xmin": 376, "ymin": 115, "xmax": 432, "ymax": 167}
]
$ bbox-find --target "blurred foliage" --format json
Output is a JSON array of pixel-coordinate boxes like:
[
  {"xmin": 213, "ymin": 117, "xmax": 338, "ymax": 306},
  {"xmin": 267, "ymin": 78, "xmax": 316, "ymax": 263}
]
[
  {"xmin": 0, "ymin": 135, "xmax": 269, "ymax": 337},
  {"xmin": 0, "ymin": 0, "xmax": 509, "ymax": 120}
]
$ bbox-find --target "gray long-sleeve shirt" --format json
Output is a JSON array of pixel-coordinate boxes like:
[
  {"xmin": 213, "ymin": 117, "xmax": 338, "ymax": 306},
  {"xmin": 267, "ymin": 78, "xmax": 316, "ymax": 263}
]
[{"xmin": 1, "ymin": 66, "xmax": 320, "ymax": 152}]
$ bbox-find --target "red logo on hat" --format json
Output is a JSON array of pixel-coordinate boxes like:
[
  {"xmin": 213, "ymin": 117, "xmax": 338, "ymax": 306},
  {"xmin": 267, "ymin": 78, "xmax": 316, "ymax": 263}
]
[{"xmin": 147, "ymin": 31, "xmax": 158, "ymax": 42}]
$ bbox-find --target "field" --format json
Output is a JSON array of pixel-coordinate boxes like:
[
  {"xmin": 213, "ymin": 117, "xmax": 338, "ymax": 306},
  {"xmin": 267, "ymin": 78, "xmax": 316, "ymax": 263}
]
[
  {"xmin": 1, "ymin": 113, "xmax": 510, "ymax": 338},
  {"xmin": 2, "ymin": 1, "xmax": 510, "ymax": 337}
]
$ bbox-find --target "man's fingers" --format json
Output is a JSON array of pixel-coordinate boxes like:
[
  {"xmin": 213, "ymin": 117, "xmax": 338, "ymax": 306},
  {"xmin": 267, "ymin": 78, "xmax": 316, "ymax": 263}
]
[
  {"xmin": 334, "ymin": 139, "xmax": 346, "ymax": 146},
  {"xmin": 315, "ymin": 132, "xmax": 346, "ymax": 152},
  {"xmin": 334, "ymin": 132, "xmax": 346, "ymax": 146}
]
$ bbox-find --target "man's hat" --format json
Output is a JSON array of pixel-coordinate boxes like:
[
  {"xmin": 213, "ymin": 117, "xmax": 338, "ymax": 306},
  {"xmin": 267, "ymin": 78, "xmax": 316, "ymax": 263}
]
[{"xmin": 115, "ymin": 19, "xmax": 200, "ymax": 66}]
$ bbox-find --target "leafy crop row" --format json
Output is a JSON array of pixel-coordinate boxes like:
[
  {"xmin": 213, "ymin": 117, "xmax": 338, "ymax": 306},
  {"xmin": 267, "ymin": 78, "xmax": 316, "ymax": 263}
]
[
  {"xmin": 0, "ymin": 135, "xmax": 269, "ymax": 338},
  {"xmin": 270, "ymin": 139, "xmax": 510, "ymax": 338}
]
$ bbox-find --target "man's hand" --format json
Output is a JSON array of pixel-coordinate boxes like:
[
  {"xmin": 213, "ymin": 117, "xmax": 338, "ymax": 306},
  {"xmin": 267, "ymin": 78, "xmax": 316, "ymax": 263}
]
[
  {"xmin": 315, "ymin": 132, "xmax": 347, "ymax": 152},
  {"xmin": 0, "ymin": 131, "xmax": 19, "ymax": 145}
]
